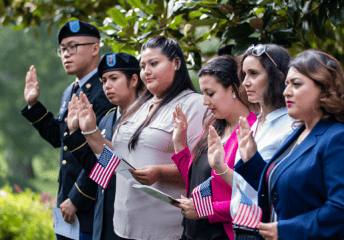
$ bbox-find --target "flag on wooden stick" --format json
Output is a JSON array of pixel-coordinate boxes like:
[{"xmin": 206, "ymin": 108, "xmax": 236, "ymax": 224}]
[{"xmin": 89, "ymin": 146, "xmax": 121, "ymax": 189}]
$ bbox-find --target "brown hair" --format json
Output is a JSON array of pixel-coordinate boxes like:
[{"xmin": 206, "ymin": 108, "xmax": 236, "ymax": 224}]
[
  {"xmin": 192, "ymin": 56, "xmax": 249, "ymax": 165},
  {"xmin": 289, "ymin": 50, "xmax": 344, "ymax": 123},
  {"xmin": 238, "ymin": 44, "xmax": 291, "ymax": 111},
  {"xmin": 122, "ymin": 70, "xmax": 145, "ymax": 95}
]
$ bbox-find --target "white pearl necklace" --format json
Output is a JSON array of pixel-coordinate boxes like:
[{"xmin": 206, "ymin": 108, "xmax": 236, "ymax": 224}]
[{"xmin": 152, "ymin": 98, "xmax": 163, "ymax": 104}]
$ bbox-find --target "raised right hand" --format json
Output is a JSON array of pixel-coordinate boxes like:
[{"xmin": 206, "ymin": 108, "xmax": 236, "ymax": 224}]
[
  {"xmin": 24, "ymin": 65, "xmax": 39, "ymax": 106},
  {"xmin": 172, "ymin": 103, "xmax": 188, "ymax": 153},
  {"xmin": 236, "ymin": 116, "xmax": 257, "ymax": 163},
  {"xmin": 67, "ymin": 94, "xmax": 80, "ymax": 133},
  {"xmin": 78, "ymin": 92, "xmax": 97, "ymax": 132},
  {"xmin": 207, "ymin": 125, "xmax": 227, "ymax": 174}
]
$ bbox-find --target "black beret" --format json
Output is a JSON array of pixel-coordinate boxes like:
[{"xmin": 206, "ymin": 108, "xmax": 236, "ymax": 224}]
[
  {"xmin": 58, "ymin": 20, "xmax": 100, "ymax": 44},
  {"xmin": 98, "ymin": 53, "xmax": 140, "ymax": 78}
]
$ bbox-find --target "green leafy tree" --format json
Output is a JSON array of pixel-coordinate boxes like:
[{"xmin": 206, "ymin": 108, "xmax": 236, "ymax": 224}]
[{"xmin": 1, "ymin": 0, "xmax": 344, "ymax": 64}]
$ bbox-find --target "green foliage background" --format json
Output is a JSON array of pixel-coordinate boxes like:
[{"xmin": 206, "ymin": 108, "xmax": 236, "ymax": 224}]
[
  {"xmin": 0, "ymin": 23, "xmax": 67, "ymax": 194},
  {"xmin": 0, "ymin": 186, "xmax": 55, "ymax": 239}
]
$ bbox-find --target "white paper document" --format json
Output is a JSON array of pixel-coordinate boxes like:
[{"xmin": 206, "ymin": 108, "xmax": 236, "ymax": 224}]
[
  {"xmin": 115, "ymin": 158, "xmax": 136, "ymax": 179},
  {"xmin": 52, "ymin": 207, "xmax": 80, "ymax": 240},
  {"xmin": 132, "ymin": 184, "xmax": 180, "ymax": 206}
]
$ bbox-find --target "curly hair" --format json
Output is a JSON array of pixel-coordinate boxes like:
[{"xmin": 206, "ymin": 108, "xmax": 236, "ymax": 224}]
[{"xmin": 289, "ymin": 50, "xmax": 344, "ymax": 123}]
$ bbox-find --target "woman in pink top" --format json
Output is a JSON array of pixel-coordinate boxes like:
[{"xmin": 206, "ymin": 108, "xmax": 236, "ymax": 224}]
[{"xmin": 171, "ymin": 56, "xmax": 257, "ymax": 240}]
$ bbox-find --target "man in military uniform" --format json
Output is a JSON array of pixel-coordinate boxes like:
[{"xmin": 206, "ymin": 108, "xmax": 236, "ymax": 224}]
[{"xmin": 21, "ymin": 20, "xmax": 114, "ymax": 240}]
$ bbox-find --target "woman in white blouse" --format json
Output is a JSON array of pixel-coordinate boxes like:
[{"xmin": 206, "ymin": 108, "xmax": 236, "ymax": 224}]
[
  {"xmin": 207, "ymin": 44, "xmax": 295, "ymax": 226},
  {"xmin": 76, "ymin": 36, "xmax": 207, "ymax": 240}
]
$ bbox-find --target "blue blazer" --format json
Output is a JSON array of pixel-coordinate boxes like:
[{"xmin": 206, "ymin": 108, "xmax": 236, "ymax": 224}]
[{"xmin": 236, "ymin": 120, "xmax": 344, "ymax": 239}]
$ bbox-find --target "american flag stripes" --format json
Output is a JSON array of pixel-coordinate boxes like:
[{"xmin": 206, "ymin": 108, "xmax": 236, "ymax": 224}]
[
  {"xmin": 191, "ymin": 177, "xmax": 214, "ymax": 217},
  {"xmin": 233, "ymin": 184, "xmax": 262, "ymax": 228},
  {"xmin": 89, "ymin": 146, "xmax": 121, "ymax": 189}
]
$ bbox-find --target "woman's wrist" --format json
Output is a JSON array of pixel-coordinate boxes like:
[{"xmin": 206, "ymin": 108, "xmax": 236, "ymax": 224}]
[
  {"xmin": 174, "ymin": 142, "xmax": 187, "ymax": 153},
  {"xmin": 242, "ymin": 151, "xmax": 257, "ymax": 163},
  {"xmin": 213, "ymin": 163, "xmax": 228, "ymax": 175},
  {"xmin": 81, "ymin": 126, "xmax": 98, "ymax": 135}
]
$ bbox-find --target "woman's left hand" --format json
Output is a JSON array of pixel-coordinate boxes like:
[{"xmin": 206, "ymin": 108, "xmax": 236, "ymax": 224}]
[
  {"xmin": 172, "ymin": 198, "xmax": 206, "ymax": 220},
  {"xmin": 257, "ymin": 222, "xmax": 279, "ymax": 240},
  {"xmin": 129, "ymin": 165, "xmax": 161, "ymax": 185}
]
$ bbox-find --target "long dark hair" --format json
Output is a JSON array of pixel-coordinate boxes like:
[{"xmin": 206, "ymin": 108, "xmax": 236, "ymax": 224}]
[
  {"xmin": 238, "ymin": 44, "xmax": 291, "ymax": 110},
  {"xmin": 192, "ymin": 56, "xmax": 249, "ymax": 165},
  {"xmin": 118, "ymin": 36, "xmax": 196, "ymax": 150},
  {"xmin": 289, "ymin": 50, "xmax": 344, "ymax": 123},
  {"xmin": 122, "ymin": 70, "xmax": 145, "ymax": 95}
]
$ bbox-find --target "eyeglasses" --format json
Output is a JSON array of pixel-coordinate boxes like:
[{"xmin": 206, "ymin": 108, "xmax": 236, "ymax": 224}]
[
  {"xmin": 56, "ymin": 43, "xmax": 96, "ymax": 57},
  {"xmin": 247, "ymin": 44, "xmax": 278, "ymax": 67}
]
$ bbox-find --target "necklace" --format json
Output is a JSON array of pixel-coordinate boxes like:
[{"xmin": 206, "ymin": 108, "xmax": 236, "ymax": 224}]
[{"xmin": 152, "ymin": 98, "xmax": 163, "ymax": 104}]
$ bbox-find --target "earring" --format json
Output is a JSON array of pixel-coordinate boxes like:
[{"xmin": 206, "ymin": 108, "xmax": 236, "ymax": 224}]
[
  {"xmin": 232, "ymin": 94, "xmax": 237, "ymax": 98},
  {"xmin": 175, "ymin": 67, "xmax": 178, "ymax": 70}
]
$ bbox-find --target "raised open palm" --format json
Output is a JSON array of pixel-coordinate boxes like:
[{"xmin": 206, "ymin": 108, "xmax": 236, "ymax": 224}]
[
  {"xmin": 78, "ymin": 92, "xmax": 97, "ymax": 132},
  {"xmin": 237, "ymin": 117, "xmax": 257, "ymax": 163},
  {"xmin": 207, "ymin": 126, "xmax": 225, "ymax": 171},
  {"xmin": 67, "ymin": 94, "xmax": 80, "ymax": 133},
  {"xmin": 24, "ymin": 65, "xmax": 40, "ymax": 106},
  {"xmin": 172, "ymin": 103, "xmax": 188, "ymax": 153}
]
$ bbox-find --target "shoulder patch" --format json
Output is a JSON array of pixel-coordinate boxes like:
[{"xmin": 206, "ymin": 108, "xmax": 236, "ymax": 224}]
[{"xmin": 105, "ymin": 107, "xmax": 117, "ymax": 116}]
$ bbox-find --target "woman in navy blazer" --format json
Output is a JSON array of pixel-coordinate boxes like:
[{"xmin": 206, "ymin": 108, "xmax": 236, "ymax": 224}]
[{"xmin": 233, "ymin": 50, "xmax": 344, "ymax": 240}]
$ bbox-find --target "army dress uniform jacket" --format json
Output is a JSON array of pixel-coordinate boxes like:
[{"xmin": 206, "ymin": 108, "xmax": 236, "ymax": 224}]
[
  {"xmin": 21, "ymin": 73, "xmax": 114, "ymax": 233},
  {"xmin": 63, "ymin": 107, "xmax": 119, "ymax": 240}
]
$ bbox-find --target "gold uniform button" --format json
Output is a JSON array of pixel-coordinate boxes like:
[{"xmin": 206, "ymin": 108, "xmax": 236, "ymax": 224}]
[
  {"xmin": 86, "ymin": 83, "xmax": 91, "ymax": 89},
  {"xmin": 102, "ymin": 189, "xmax": 105, "ymax": 194},
  {"xmin": 63, "ymin": 146, "xmax": 68, "ymax": 151},
  {"xmin": 62, "ymin": 160, "xmax": 67, "ymax": 165},
  {"xmin": 64, "ymin": 132, "xmax": 68, "ymax": 137},
  {"xmin": 101, "ymin": 129, "xmax": 106, "ymax": 135}
]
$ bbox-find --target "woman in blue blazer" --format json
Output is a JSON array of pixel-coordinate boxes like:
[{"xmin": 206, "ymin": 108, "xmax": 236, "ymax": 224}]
[
  {"xmin": 235, "ymin": 50, "xmax": 344, "ymax": 239},
  {"xmin": 209, "ymin": 49, "xmax": 344, "ymax": 239}
]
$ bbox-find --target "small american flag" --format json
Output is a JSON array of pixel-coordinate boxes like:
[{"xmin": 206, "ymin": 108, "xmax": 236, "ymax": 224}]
[
  {"xmin": 191, "ymin": 177, "xmax": 214, "ymax": 217},
  {"xmin": 233, "ymin": 183, "xmax": 262, "ymax": 228},
  {"xmin": 89, "ymin": 146, "xmax": 121, "ymax": 189}
]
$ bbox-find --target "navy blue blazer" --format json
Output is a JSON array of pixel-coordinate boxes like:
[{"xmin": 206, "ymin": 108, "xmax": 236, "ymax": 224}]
[
  {"xmin": 64, "ymin": 108, "xmax": 119, "ymax": 240},
  {"xmin": 236, "ymin": 120, "xmax": 344, "ymax": 239},
  {"xmin": 21, "ymin": 73, "xmax": 115, "ymax": 233}
]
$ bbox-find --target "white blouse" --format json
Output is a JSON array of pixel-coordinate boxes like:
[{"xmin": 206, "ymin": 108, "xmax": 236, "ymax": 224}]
[
  {"xmin": 112, "ymin": 90, "xmax": 207, "ymax": 240},
  {"xmin": 230, "ymin": 108, "xmax": 295, "ymax": 218}
]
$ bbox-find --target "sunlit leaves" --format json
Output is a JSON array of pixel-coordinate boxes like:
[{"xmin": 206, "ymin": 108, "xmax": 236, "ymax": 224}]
[{"xmin": 1, "ymin": 0, "xmax": 344, "ymax": 60}]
